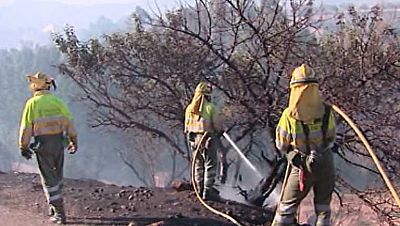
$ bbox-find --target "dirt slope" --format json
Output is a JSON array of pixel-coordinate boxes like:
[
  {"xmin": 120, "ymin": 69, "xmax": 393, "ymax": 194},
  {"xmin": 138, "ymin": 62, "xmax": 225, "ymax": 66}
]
[
  {"xmin": 0, "ymin": 171, "xmax": 272, "ymax": 226},
  {"xmin": 0, "ymin": 205, "xmax": 55, "ymax": 226}
]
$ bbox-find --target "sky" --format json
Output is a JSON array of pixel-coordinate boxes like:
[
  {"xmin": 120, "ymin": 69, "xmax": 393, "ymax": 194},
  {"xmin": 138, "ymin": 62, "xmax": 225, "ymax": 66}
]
[
  {"xmin": 0, "ymin": 0, "xmax": 388, "ymax": 6},
  {"xmin": 0, "ymin": 0, "xmax": 391, "ymax": 49}
]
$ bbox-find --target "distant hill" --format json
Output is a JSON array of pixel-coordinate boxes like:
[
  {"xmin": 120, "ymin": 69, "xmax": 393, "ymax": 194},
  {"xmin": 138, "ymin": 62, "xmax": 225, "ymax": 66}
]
[{"xmin": 0, "ymin": 1, "xmax": 137, "ymax": 48}]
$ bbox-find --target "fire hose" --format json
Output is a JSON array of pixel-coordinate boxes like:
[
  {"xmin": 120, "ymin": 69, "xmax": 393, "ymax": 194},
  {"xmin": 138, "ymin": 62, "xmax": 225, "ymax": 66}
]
[
  {"xmin": 191, "ymin": 132, "xmax": 244, "ymax": 226},
  {"xmin": 331, "ymin": 105, "xmax": 400, "ymax": 208}
]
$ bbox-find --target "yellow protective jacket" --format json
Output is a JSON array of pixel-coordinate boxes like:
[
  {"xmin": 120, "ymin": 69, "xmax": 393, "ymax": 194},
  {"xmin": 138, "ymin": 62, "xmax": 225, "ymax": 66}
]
[
  {"xmin": 184, "ymin": 101, "xmax": 221, "ymax": 133},
  {"xmin": 18, "ymin": 91, "xmax": 77, "ymax": 149},
  {"xmin": 275, "ymin": 105, "xmax": 336, "ymax": 154}
]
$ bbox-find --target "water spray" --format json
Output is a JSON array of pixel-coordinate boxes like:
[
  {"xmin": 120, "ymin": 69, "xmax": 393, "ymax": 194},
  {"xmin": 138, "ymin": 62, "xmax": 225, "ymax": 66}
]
[{"xmin": 222, "ymin": 132, "xmax": 263, "ymax": 179}]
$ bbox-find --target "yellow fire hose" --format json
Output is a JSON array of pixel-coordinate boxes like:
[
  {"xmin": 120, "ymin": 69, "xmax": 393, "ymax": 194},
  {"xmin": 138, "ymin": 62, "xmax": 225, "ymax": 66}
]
[
  {"xmin": 278, "ymin": 162, "xmax": 291, "ymax": 203},
  {"xmin": 191, "ymin": 132, "xmax": 244, "ymax": 226},
  {"xmin": 331, "ymin": 105, "xmax": 400, "ymax": 208}
]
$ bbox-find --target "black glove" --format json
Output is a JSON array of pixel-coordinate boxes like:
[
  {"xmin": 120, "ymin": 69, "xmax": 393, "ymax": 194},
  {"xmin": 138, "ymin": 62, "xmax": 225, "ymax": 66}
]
[
  {"xmin": 187, "ymin": 132, "xmax": 196, "ymax": 142},
  {"xmin": 67, "ymin": 137, "xmax": 78, "ymax": 154},
  {"xmin": 286, "ymin": 151, "xmax": 303, "ymax": 168},
  {"xmin": 20, "ymin": 148, "xmax": 34, "ymax": 160},
  {"xmin": 67, "ymin": 142, "xmax": 77, "ymax": 154}
]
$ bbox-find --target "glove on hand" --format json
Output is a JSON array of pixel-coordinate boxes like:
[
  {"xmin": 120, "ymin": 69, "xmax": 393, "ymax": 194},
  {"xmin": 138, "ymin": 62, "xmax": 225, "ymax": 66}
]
[
  {"xmin": 20, "ymin": 148, "xmax": 34, "ymax": 160},
  {"xmin": 216, "ymin": 130, "xmax": 225, "ymax": 138},
  {"xmin": 286, "ymin": 151, "xmax": 303, "ymax": 168},
  {"xmin": 67, "ymin": 142, "xmax": 77, "ymax": 154},
  {"xmin": 67, "ymin": 137, "xmax": 78, "ymax": 154}
]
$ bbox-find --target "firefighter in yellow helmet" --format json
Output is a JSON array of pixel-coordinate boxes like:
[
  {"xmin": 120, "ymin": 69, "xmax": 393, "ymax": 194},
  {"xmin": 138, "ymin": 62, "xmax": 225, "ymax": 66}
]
[
  {"xmin": 271, "ymin": 64, "xmax": 336, "ymax": 226},
  {"xmin": 185, "ymin": 82, "xmax": 223, "ymax": 201},
  {"xmin": 18, "ymin": 72, "xmax": 78, "ymax": 224}
]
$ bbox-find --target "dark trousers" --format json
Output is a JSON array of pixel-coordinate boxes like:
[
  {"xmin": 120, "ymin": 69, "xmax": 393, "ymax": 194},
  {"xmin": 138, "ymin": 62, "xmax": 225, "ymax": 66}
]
[
  {"xmin": 272, "ymin": 151, "xmax": 335, "ymax": 226},
  {"xmin": 189, "ymin": 133, "xmax": 218, "ymax": 197},
  {"xmin": 35, "ymin": 134, "xmax": 65, "ymax": 214}
]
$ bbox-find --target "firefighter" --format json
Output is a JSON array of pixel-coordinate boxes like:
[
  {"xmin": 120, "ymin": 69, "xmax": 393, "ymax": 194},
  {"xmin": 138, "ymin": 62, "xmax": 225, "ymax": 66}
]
[
  {"xmin": 18, "ymin": 72, "xmax": 78, "ymax": 224},
  {"xmin": 271, "ymin": 64, "xmax": 336, "ymax": 226},
  {"xmin": 185, "ymin": 82, "xmax": 223, "ymax": 201}
]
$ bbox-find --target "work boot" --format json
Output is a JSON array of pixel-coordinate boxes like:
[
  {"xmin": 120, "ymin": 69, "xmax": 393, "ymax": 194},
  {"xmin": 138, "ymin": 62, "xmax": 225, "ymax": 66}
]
[
  {"xmin": 203, "ymin": 187, "xmax": 221, "ymax": 201},
  {"xmin": 49, "ymin": 213, "xmax": 66, "ymax": 225},
  {"xmin": 48, "ymin": 206, "xmax": 55, "ymax": 216}
]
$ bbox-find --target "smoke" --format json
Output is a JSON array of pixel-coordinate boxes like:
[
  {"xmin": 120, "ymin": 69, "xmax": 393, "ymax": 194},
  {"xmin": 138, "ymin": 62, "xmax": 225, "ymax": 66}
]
[
  {"xmin": 218, "ymin": 184, "xmax": 247, "ymax": 204},
  {"xmin": 216, "ymin": 179, "xmax": 281, "ymax": 207},
  {"xmin": 263, "ymin": 186, "xmax": 280, "ymax": 208}
]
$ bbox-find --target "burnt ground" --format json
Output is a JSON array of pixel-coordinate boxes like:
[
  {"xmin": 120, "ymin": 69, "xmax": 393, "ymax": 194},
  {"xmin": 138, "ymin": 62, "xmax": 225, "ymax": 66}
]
[{"xmin": 0, "ymin": 171, "xmax": 273, "ymax": 226}]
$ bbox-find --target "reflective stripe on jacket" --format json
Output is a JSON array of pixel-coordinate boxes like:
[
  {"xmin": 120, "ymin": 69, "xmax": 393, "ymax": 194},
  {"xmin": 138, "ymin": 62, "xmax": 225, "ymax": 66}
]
[
  {"xmin": 275, "ymin": 107, "xmax": 336, "ymax": 153},
  {"xmin": 19, "ymin": 91, "xmax": 77, "ymax": 149},
  {"xmin": 185, "ymin": 101, "xmax": 218, "ymax": 133}
]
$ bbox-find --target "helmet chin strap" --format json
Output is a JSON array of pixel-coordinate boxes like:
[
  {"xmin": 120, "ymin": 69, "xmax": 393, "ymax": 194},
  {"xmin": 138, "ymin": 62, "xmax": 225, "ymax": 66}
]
[
  {"xmin": 204, "ymin": 94, "xmax": 211, "ymax": 102},
  {"xmin": 30, "ymin": 80, "xmax": 57, "ymax": 92},
  {"xmin": 51, "ymin": 80, "xmax": 57, "ymax": 90}
]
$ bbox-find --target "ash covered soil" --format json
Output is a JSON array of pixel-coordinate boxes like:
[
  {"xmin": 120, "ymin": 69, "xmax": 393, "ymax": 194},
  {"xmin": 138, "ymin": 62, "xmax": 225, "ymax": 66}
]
[{"xmin": 0, "ymin": 171, "xmax": 273, "ymax": 226}]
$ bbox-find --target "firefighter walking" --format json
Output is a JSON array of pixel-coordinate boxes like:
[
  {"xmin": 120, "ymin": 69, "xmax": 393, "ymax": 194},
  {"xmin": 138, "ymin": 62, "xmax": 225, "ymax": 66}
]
[
  {"xmin": 18, "ymin": 72, "xmax": 78, "ymax": 224},
  {"xmin": 185, "ymin": 82, "xmax": 223, "ymax": 201},
  {"xmin": 272, "ymin": 64, "xmax": 336, "ymax": 226}
]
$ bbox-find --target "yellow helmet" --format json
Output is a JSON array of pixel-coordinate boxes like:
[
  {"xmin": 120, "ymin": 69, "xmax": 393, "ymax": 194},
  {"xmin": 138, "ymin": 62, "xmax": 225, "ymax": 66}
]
[
  {"xmin": 290, "ymin": 64, "xmax": 317, "ymax": 86},
  {"xmin": 195, "ymin": 81, "xmax": 212, "ymax": 96},
  {"xmin": 26, "ymin": 72, "xmax": 56, "ymax": 91}
]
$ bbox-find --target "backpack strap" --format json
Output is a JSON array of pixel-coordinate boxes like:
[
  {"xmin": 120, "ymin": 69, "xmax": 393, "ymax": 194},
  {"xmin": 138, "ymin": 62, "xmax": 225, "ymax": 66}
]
[
  {"xmin": 300, "ymin": 121, "xmax": 311, "ymax": 154},
  {"xmin": 300, "ymin": 103, "xmax": 332, "ymax": 154},
  {"xmin": 321, "ymin": 104, "xmax": 331, "ymax": 148}
]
